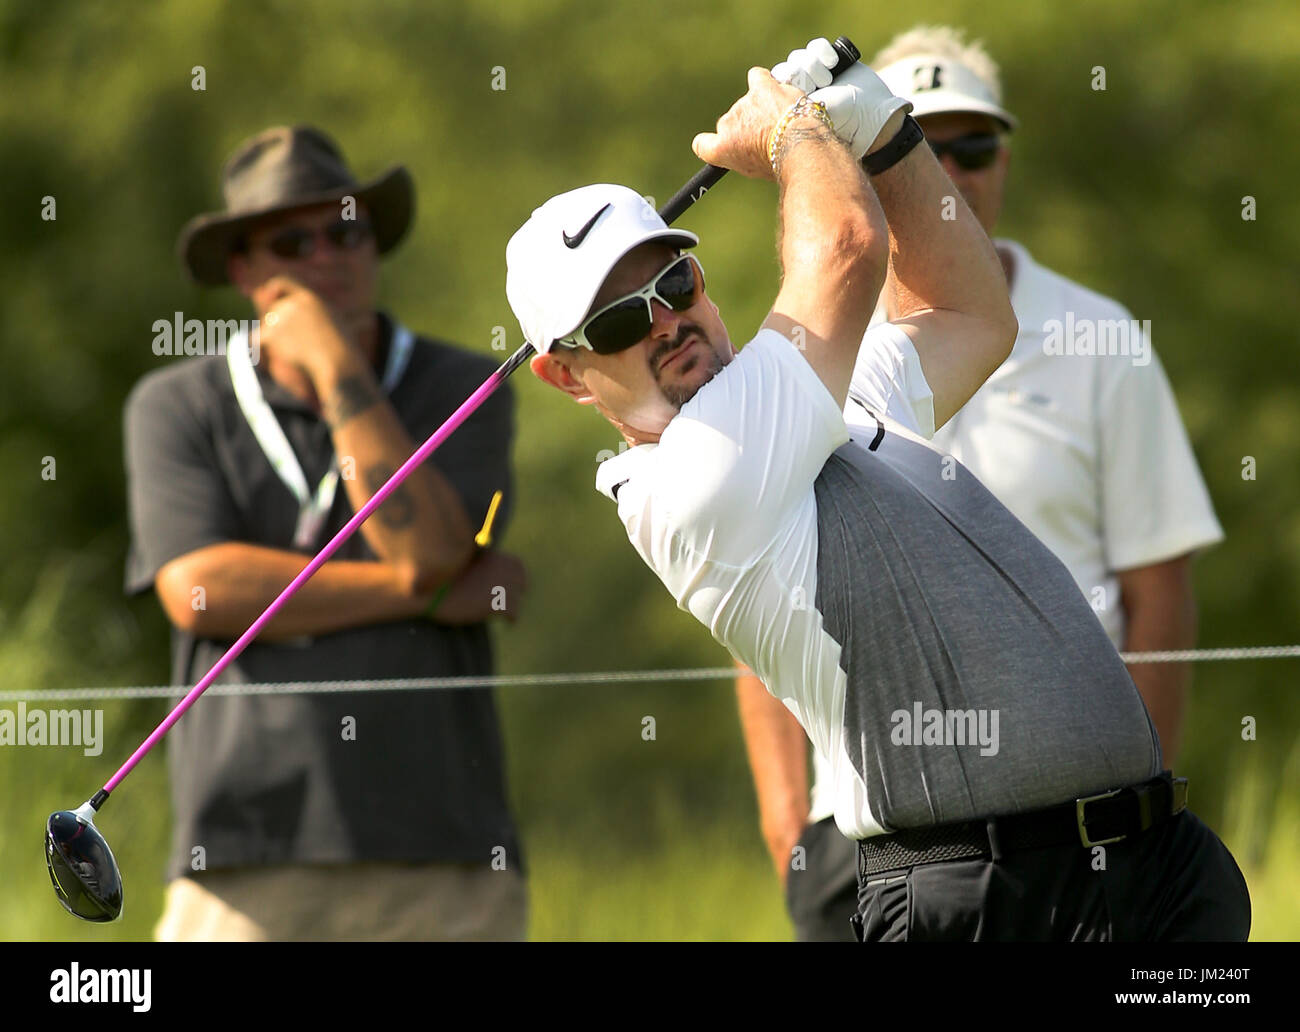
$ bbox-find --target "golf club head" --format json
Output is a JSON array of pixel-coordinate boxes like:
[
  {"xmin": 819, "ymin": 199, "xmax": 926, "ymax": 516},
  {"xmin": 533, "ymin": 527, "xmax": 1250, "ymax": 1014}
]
[{"xmin": 45, "ymin": 803, "xmax": 123, "ymax": 922}]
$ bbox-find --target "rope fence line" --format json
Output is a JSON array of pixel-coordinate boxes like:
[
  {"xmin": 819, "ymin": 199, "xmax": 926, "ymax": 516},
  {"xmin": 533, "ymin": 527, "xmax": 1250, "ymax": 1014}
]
[
  {"xmin": 1120, "ymin": 646, "xmax": 1300, "ymax": 663},
  {"xmin": 1, "ymin": 645, "xmax": 1298, "ymax": 701}
]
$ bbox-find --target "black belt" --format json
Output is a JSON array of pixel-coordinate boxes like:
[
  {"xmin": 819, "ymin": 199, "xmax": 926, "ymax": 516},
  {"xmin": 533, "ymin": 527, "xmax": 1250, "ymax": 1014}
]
[{"xmin": 857, "ymin": 771, "xmax": 1188, "ymax": 881}]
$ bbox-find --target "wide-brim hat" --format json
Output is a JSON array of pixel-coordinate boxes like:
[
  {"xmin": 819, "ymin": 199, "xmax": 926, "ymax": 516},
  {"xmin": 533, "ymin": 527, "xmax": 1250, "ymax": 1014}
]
[{"xmin": 177, "ymin": 125, "xmax": 415, "ymax": 286}]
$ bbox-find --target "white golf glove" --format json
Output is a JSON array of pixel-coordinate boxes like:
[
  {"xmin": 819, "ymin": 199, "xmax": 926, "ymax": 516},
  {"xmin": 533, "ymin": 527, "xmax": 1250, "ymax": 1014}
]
[{"xmin": 772, "ymin": 38, "xmax": 912, "ymax": 159}]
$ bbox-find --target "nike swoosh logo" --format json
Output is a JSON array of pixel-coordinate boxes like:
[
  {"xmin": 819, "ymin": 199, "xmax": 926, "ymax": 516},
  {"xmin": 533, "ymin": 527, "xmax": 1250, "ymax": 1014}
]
[{"xmin": 562, "ymin": 204, "xmax": 611, "ymax": 248}]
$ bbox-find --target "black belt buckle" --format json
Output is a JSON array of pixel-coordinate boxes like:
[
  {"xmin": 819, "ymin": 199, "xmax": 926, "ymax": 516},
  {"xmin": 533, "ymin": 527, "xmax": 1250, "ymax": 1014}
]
[
  {"xmin": 1076, "ymin": 773, "xmax": 1189, "ymax": 848},
  {"xmin": 1076, "ymin": 787, "xmax": 1126, "ymax": 847}
]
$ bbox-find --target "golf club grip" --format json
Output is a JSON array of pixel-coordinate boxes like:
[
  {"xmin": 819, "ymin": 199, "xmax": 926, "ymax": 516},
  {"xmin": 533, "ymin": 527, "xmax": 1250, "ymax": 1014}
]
[{"xmin": 657, "ymin": 35, "xmax": 861, "ymax": 224}]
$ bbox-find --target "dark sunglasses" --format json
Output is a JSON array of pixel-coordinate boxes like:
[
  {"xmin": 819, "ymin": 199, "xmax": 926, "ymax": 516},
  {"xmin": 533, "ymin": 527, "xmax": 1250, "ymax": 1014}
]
[
  {"xmin": 928, "ymin": 132, "xmax": 1001, "ymax": 171},
  {"xmin": 564, "ymin": 254, "xmax": 705, "ymax": 355},
  {"xmin": 261, "ymin": 218, "xmax": 374, "ymax": 259}
]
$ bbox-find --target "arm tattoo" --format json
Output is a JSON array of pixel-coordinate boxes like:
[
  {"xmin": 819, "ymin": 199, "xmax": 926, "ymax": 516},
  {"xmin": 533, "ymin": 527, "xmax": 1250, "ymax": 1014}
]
[
  {"xmin": 322, "ymin": 374, "xmax": 381, "ymax": 429},
  {"xmin": 365, "ymin": 464, "xmax": 416, "ymax": 529}
]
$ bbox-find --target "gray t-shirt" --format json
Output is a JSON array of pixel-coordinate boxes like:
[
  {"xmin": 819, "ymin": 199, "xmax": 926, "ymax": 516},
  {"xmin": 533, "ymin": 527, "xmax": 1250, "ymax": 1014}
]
[{"xmin": 124, "ymin": 313, "xmax": 521, "ymax": 879}]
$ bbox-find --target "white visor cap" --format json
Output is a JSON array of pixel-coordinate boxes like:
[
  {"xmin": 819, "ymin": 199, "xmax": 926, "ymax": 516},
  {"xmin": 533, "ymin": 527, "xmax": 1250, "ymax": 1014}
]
[{"xmin": 875, "ymin": 54, "xmax": 1018, "ymax": 131}]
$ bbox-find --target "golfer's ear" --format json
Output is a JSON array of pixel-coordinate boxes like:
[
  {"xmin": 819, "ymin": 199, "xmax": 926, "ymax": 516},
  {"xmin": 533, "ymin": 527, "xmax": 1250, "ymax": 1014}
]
[{"xmin": 529, "ymin": 351, "xmax": 595, "ymax": 404}]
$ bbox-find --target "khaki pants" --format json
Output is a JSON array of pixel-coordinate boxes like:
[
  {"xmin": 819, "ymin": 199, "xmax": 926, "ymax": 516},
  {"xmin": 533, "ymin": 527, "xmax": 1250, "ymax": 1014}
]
[{"xmin": 154, "ymin": 862, "xmax": 527, "ymax": 942}]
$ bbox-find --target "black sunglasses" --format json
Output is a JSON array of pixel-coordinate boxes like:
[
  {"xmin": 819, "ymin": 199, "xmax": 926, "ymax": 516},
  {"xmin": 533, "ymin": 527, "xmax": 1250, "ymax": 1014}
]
[
  {"xmin": 564, "ymin": 254, "xmax": 705, "ymax": 355},
  {"xmin": 928, "ymin": 132, "xmax": 1001, "ymax": 171},
  {"xmin": 262, "ymin": 218, "xmax": 374, "ymax": 259}
]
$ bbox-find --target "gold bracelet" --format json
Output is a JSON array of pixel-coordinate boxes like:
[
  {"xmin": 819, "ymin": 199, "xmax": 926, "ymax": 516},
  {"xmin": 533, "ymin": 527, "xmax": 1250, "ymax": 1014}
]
[{"xmin": 767, "ymin": 97, "xmax": 832, "ymax": 176}]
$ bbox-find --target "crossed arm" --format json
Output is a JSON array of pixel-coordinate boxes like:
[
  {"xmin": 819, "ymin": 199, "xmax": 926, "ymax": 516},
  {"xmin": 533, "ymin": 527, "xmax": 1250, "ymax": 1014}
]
[
  {"xmin": 312, "ymin": 343, "xmax": 476, "ymax": 589},
  {"xmin": 138, "ymin": 324, "xmax": 520, "ymax": 642}
]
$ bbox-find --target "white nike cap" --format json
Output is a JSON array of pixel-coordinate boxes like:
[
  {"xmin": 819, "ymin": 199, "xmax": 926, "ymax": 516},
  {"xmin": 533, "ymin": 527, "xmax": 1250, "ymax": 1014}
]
[
  {"xmin": 875, "ymin": 53, "xmax": 1018, "ymax": 131},
  {"xmin": 506, "ymin": 184, "xmax": 698, "ymax": 354}
]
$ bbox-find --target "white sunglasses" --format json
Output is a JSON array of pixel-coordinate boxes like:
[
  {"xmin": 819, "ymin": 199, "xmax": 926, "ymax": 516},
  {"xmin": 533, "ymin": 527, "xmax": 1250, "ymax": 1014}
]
[{"xmin": 560, "ymin": 254, "xmax": 706, "ymax": 355}]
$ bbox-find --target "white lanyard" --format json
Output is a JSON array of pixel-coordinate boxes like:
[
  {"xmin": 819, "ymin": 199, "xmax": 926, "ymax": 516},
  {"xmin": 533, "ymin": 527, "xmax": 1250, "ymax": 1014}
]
[{"xmin": 228, "ymin": 321, "xmax": 414, "ymax": 549}]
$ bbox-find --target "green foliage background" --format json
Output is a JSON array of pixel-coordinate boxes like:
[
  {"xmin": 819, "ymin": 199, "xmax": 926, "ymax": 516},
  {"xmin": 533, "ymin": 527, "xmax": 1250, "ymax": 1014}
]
[{"xmin": 1, "ymin": 0, "xmax": 1296, "ymax": 940}]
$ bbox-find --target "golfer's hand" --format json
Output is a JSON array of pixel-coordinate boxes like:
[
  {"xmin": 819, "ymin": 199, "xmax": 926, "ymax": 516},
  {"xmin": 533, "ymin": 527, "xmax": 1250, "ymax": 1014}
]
[
  {"xmin": 429, "ymin": 549, "xmax": 528, "ymax": 625},
  {"xmin": 692, "ymin": 67, "xmax": 808, "ymax": 180},
  {"xmin": 772, "ymin": 38, "xmax": 911, "ymax": 159},
  {"xmin": 254, "ymin": 276, "xmax": 356, "ymax": 384}
]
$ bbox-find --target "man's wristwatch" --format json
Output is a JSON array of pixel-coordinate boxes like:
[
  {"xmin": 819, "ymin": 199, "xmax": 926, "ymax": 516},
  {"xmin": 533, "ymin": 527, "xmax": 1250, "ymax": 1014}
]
[{"xmin": 862, "ymin": 114, "xmax": 924, "ymax": 177}]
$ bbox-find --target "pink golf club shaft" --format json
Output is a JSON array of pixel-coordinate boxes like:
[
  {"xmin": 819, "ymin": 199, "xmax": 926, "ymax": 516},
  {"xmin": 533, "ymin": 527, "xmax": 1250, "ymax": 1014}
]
[{"xmin": 100, "ymin": 343, "xmax": 535, "ymax": 795}]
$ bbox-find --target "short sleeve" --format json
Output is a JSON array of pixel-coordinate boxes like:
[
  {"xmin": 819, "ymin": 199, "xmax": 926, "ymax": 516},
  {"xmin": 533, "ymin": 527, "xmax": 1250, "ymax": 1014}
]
[
  {"xmin": 624, "ymin": 328, "xmax": 849, "ymax": 570},
  {"xmin": 1098, "ymin": 344, "xmax": 1224, "ymax": 570},
  {"xmin": 123, "ymin": 370, "xmax": 243, "ymax": 595},
  {"xmin": 848, "ymin": 321, "xmax": 936, "ymax": 438}
]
